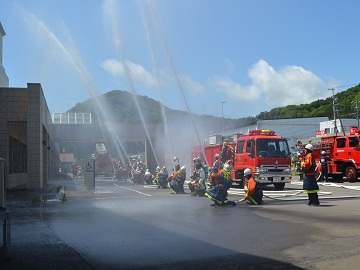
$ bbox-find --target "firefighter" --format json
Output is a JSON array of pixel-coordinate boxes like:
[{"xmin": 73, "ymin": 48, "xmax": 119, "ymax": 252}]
[
  {"xmin": 205, "ymin": 163, "xmax": 236, "ymax": 206},
  {"xmin": 320, "ymin": 151, "xmax": 329, "ymax": 182},
  {"xmin": 71, "ymin": 160, "xmax": 77, "ymax": 178},
  {"xmin": 189, "ymin": 157, "xmax": 206, "ymax": 196},
  {"xmin": 301, "ymin": 144, "xmax": 320, "ymax": 206},
  {"xmin": 173, "ymin": 156, "xmax": 180, "ymax": 171},
  {"xmin": 168, "ymin": 165, "xmax": 186, "ymax": 194},
  {"xmin": 132, "ymin": 166, "xmax": 143, "ymax": 185},
  {"xmin": 153, "ymin": 166, "xmax": 160, "ymax": 186},
  {"xmin": 169, "ymin": 156, "xmax": 181, "ymax": 183},
  {"xmin": 156, "ymin": 166, "xmax": 169, "ymax": 188},
  {"xmin": 243, "ymin": 168, "xmax": 263, "ymax": 205},
  {"xmin": 144, "ymin": 169, "xmax": 154, "ymax": 185},
  {"xmin": 220, "ymin": 142, "xmax": 234, "ymax": 167},
  {"xmin": 192, "ymin": 157, "xmax": 197, "ymax": 172},
  {"xmin": 295, "ymin": 152, "xmax": 304, "ymax": 180},
  {"xmin": 208, "ymin": 154, "xmax": 220, "ymax": 188},
  {"xmin": 213, "ymin": 154, "xmax": 220, "ymax": 173}
]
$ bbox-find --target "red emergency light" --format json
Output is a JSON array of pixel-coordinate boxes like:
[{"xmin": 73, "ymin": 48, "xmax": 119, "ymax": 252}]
[{"xmin": 248, "ymin": 129, "xmax": 275, "ymax": 136}]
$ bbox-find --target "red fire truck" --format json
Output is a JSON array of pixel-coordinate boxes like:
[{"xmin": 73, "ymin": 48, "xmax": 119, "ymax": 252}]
[
  {"xmin": 192, "ymin": 130, "xmax": 292, "ymax": 190},
  {"xmin": 309, "ymin": 129, "xmax": 360, "ymax": 182},
  {"xmin": 94, "ymin": 143, "xmax": 114, "ymax": 177}
]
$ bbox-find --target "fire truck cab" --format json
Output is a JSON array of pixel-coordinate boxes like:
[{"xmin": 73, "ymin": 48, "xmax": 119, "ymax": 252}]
[{"xmin": 233, "ymin": 130, "xmax": 292, "ymax": 190}]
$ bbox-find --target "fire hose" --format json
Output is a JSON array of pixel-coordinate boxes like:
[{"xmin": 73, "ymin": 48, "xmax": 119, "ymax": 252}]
[{"xmin": 234, "ymin": 182, "xmax": 360, "ymax": 203}]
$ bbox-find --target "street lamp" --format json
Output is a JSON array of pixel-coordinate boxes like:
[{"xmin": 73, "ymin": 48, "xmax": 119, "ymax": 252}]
[{"xmin": 222, "ymin": 101, "xmax": 226, "ymax": 133}]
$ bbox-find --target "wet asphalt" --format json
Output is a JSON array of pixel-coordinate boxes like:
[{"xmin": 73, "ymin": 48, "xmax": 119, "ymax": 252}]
[{"xmin": 2, "ymin": 176, "xmax": 360, "ymax": 270}]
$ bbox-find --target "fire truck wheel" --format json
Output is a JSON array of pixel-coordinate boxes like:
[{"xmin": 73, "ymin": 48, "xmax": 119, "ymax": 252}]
[
  {"xmin": 345, "ymin": 166, "xmax": 357, "ymax": 182},
  {"xmin": 273, "ymin": 183, "xmax": 285, "ymax": 190}
]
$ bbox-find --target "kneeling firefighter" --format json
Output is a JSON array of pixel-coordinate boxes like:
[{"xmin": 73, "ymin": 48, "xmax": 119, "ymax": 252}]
[
  {"xmin": 156, "ymin": 166, "xmax": 169, "ymax": 188},
  {"xmin": 144, "ymin": 169, "xmax": 153, "ymax": 185},
  {"xmin": 205, "ymin": 163, "xmax": 236, "ymax": 206},
  {"xmin": 243, "ymin": 168, "xmax": 263, "ymax": 205},
  {"xmin": 168, "ymin": 166, "xmax": 186, "ymax": 194},
  {"xmin": 188, "ymin": 157, "xmax": 206, "ymax": 196}
]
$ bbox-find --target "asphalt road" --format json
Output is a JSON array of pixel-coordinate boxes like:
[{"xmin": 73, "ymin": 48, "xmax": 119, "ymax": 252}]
[{"xmin": 2, "ymin": 176, "xmax": 360, "ymax": 270}]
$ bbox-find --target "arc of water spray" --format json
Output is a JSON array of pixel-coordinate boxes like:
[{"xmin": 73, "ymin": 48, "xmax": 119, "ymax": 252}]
[
  {"xmin": 139, "ymin": 2, "xmax": 175, "ymax": 169},
  {"xmin": 119, "ymin": 62, "xmax": 160, "ymax": 168},
  {"xmin": 105, "ymin": 2, "xmax": 160, "ymax": 168},
  {"xmin": 33, "ymin": 15, "xmax": 130, "ymax": 165},
  {"xmin": 146, "ymin": 1, "xmax": 209, "ymax": 167}
]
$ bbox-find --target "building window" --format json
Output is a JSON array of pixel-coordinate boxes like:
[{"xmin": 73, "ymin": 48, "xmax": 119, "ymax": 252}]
[
  {"xmin": 52, "ymin": 113, "xmax": 92, "ymax": 124},
  {"xmin": 9, "ymin": 136, "xmax": 27, "ymax": 173}
]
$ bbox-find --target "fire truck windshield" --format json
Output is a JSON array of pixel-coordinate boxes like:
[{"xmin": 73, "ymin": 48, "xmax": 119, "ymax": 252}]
[{"xmin": 256, "ymin": 139, "xmax": 290, "ymax": 158}]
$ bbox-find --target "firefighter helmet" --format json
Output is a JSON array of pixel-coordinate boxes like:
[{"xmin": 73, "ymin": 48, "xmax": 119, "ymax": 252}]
[
  {"xmin": 305, "ymin": 144, "xmax": 313, "ymax": 151},
  {"xmin": 181, "ymin": 165, "xmax": 186, "ymax": 173},
  {"xmin": 321, "ymin": 151, "xmax": 325, "ymax": 155},
  {"xmin": 223, "ymin": 163, "xmax": 230, "ymax": 170},
  {"xmin": 244, "ymin": 168, "xmax": 252, "ymax": 177},
  {"xmin": 160, "ymin": 166, "xmax": 168, "ymax": 174}
]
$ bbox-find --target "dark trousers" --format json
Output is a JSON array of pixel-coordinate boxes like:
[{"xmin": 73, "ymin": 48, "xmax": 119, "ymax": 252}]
[
  {"xmin": 320, "ymin": 165, "xmax": 328, "ymax": 181},
  {"xmin": 308, "ymin": 193, "xmax": 319, "ymax": 205}
]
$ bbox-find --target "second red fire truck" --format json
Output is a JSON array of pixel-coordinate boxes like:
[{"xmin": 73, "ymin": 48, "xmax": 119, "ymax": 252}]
[{"xmin": 307, "ymin": 127, "xmax": 360, "ymax": 182}]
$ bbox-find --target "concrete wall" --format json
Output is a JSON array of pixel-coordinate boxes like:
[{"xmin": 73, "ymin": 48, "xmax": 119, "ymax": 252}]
[{"xmin": 0, "ymin": 83, "xmax": 59, "ymax": 189}]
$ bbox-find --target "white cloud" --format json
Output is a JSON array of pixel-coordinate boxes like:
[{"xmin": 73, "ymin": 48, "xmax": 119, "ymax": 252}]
[
  {"xmin": 213, "ymin": 59, "xmax": 328, "ymax": 106},
  {"xmin": 102, "ymin": 59, "xmax": 206, "ymax": 95},
  {"xmin": 178, "ymin": 74, "xmax": 206, "ymax": 95},
  {"xmin": 102, "ymin": 59, "xmax": 157, "ymax": 88}
]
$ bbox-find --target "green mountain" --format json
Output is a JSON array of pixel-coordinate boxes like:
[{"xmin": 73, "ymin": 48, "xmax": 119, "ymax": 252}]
[
  {"xmin": 68, "ymin": 90, "xmax": 256, "ymax": 130},
  {"xmin": 68, "ymin": 84, "xmax": 360, "ymax": 128}
]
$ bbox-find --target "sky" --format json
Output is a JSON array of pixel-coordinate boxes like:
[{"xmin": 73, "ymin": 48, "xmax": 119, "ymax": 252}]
[{"xmin": 1, "ymin": 0, "xmax": 360, "ymax": 119}]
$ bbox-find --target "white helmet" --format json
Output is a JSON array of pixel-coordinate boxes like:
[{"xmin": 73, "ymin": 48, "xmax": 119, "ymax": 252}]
[
  {"xmin": 321, "ymin": 151, "xmax": 326, "ymax": 155},
  {"xmin": 305, "ymin": 144, "xmax": 313, "ymax": 151},
  {"xmin": 181, "ymin": 165, "xmax": 186, "ymax": 172},
  {"xmin": 244, "ymin": 168, "xmax": 252, "ymax": 177},
  {"xmin": 223, "ymin": 163, "xmax": 230, "ymax": 170}
]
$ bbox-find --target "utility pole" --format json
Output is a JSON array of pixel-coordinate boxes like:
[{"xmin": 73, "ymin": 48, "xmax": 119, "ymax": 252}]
[
  {"xmin": 222, "ymin": 101, "xmax": 226, "ymax": 133},
  {"xmin": 329, "ymin": 88, "xmax": 338, "ymax": 135}
]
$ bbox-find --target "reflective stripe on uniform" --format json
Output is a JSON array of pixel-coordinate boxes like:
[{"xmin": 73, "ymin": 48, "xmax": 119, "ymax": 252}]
[
  {"xmin": 303, "ymin": 189, "xmax": 320, "ymax": 194},
  {"xmin": 205, "ymin": 192, "xmax": 223, "ymax": 204},
  {"xmin": 248, "ymin": 196, "xmax": 258, "ymax": 205}
]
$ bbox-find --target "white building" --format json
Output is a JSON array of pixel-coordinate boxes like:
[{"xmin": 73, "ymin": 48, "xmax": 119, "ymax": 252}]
[{"xmin": 319, "ymin": 119, "xmax": 358, "ymax": 135}]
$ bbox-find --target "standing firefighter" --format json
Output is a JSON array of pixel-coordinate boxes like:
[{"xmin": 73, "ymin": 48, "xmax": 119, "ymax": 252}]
[
  {"xmin": 205, "ymin": 163, "xmax": 236, "ymax": 206},
  {"xmin": 243, "ymin": 168, "xmax": 263, "ymax": 205},
  {"xmin": 220, "ymin": 142, "xmax": 234, "ymax": 167},
  {"xmin": 301, "ymin": 144, "xmax": 320, "ymax": 206},
  {"xmin": 188, "ymin": 157, "xmax": 206, "ymax": 197},
  {"xmin": 295, "ymin": 152, "xmax": 304, "ymax": 180},
  {"xmin": 320, "ymin": 151, "xmax": 329, "ymax": 182}
]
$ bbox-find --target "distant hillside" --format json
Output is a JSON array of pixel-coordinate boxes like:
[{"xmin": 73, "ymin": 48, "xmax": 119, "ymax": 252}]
[
  {"xmin": 257, "ymin": 84, "xmax": 360, "ymax": 120},
  {"xmin": 67, "ymin": 90, "xmax": 256, "ymax": 131}
]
